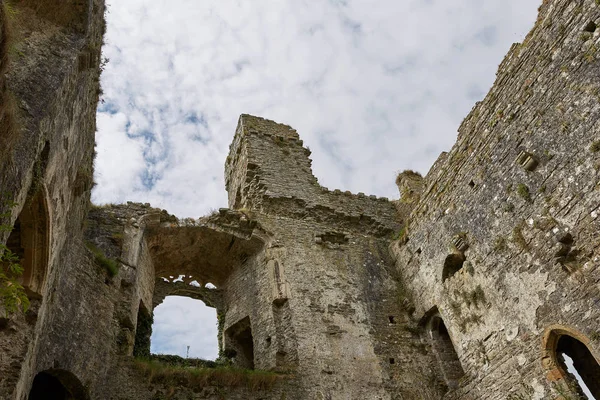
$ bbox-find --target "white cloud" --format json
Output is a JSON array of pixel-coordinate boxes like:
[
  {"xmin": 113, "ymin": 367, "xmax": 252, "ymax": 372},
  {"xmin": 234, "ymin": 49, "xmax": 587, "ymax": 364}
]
[{"xmin": 94, "ymin": 0, "xmax": 541, "ymax": 360}]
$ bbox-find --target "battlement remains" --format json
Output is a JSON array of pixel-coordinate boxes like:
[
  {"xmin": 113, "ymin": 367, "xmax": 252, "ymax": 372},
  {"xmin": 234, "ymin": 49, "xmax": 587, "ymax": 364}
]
[{"xmin": 225, "ymin": 114, "xmax": 405, "ymax": 236}]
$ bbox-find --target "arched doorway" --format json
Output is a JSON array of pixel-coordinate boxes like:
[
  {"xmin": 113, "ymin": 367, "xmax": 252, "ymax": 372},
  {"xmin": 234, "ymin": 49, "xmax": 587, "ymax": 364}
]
[
  {"xmin": 28, "ymin": 369, "xmax": 88, "ymax": 400},
  {"xmin": 543, "ymin": 326, "xmax": 600, "ymax": 399},
  {"xmin": 427, "ymin": 311, "xmax": 464, "ymax": 390},
  {"xmin": 224, "ymin": 316, "xmax": 254, "ymax": 369},
  {"xmin": 6, "ymin": 189, "xmax": 50, "ymax": 296}
]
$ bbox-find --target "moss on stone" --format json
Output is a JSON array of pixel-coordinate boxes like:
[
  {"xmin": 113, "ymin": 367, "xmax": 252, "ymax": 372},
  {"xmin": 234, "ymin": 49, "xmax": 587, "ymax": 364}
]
[
  {"xmin": 516, "ymin": 183, "xmax": 531, "ymax": 203},
  {"xmin": 133, "ymin": 306, "xmax": 153, "ymax": 358}
]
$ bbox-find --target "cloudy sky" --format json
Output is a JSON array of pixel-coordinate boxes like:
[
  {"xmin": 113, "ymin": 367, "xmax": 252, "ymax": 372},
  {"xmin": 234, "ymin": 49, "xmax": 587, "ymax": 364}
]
[{"xmin": 93, "ymin": 0, "xmax": 541, "ymax": 360}]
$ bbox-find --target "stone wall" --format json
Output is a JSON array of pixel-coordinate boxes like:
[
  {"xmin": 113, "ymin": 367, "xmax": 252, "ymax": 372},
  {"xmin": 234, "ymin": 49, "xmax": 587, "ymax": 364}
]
[
  {"xmin": 390, "ymin": 0, "xmax": 600, "ymax": 398},
  {"xmin": 0, "ymin": 0, "xmax": 106, "ymax": 398},
  {"xmin": 225, "ymin": 115, "xmax": 406, "ymax": 238}
]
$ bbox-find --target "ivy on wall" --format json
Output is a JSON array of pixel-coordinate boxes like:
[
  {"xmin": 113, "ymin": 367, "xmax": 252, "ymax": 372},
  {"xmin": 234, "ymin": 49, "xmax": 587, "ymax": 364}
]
[{"xmin": 133, "ymin": 304, "xmax": 153, "ymax": 358}]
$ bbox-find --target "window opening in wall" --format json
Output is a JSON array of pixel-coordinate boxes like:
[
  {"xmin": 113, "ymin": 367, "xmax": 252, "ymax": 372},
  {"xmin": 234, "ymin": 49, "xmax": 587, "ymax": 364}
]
[
  {"xmin": 224, "ymin": 316, "xmax": 255, "ymax": 369},
  {"xmin": 428, "ymin": 313, "xmax": 464, "ymax": 391},
  {"xmin": 28, "ymin": 369, "xmax": 88, "ymax": 400},
  {"xmin": 389, "ymin": 358, "xmax": 395, "ymax": 364},
  {"xmin": 388, "ymin": 316, "xmax": 396, "ymax": 324},
  {"xmin": 205, "ymin": 282, "xmax": 217, "ymax": 289},
  {"xmin": 584, "ymin": 21, "xmax": 597, "ymax": 33},
  {"xmin": 442, "ymin": 253, "xmax": 465, "ymax": 282},
  {"xmin": 149, "ymin": 296, "xmax": 219, "ymax": 360},
  {"xmin": 555, "ymin": 335, "xmax": 600, "ymax": 399}
]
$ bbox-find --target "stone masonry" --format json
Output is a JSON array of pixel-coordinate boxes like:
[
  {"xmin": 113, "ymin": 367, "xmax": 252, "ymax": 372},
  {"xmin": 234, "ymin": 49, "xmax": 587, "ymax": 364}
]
[{"xmin": 0, "ymin": 0, "xmax": 600, "ymax": 399}]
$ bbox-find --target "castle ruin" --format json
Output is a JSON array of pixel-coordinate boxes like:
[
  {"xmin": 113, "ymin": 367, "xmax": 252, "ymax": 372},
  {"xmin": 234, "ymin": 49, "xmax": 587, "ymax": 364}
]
[{"xmin": 0, "ymin": 0, "xmax": 600, "ymax": 399}]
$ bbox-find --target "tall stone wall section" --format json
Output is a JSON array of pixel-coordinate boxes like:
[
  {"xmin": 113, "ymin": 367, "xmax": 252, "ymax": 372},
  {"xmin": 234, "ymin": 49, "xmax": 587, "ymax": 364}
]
[
  {"xmin": 391, "ymin": 0, "xmax": 600, "ymax": 398},
  {"xmin": 221, "ymin": 115, "xmax": 445, "ymax": 399},
  {"xmin": 0, "ymin": 0, "xmax": 107, "ymax": 398}
]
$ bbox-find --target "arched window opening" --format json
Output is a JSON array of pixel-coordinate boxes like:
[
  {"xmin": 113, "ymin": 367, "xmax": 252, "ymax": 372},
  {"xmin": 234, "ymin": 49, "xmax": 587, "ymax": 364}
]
[
  {"xmin": 442, "ymin": 253, "xmax": 465, "ymax": 282},
  {"xmin": 28, "ymin": 369, "xmax": 88, "ymax": 400},
  {"xmin": 224, "ymin": 316, "xmax": 254, "ymax": 369},
  {"xmin": 546, "ymin": 331, "xmax": 600, "ymax": 399},
  {"xmin": 6, "ymin": 190, "xmax": 50, "ymax": 297},
  {"xmin": 149, "ymin": 296, "xmax": 218, "ymax": 360},
  {"xmin": 428, "ymin": 313, "xmax": 464, "ymax": 390}
]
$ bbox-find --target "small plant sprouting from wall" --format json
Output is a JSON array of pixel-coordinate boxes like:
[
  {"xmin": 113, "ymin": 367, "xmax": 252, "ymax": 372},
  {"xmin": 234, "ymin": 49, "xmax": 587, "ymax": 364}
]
[
  {"xmin": 393, "ymin": 224, "xmax": 408, "ymax": 244},
  {"xmin": 512, "ymin": 222, "xmax": 529, "ymax": 251},
  {"xmin": 516, "ymin": 183, "xmax": 532, "ymax": 203},
  {"xmin": 450, "ymin": 285, "xmax": 487, "ymax": 332},
  {"xmin": 453, "ymin": 286, "xmax": 486, "ymax": 309},
  {"xmin": 552, "ymin": 380, "xmax": 587, "ymax": 400},
  {"xmin": 590, "ymin": 140, "xmax": 600, "ymax": 153},
  {"xmin": 493, "ymin": 236, "xmax": 507, "ymax": 252},
  {"xmin": 85, "ymin": 241, "xmax": 119, "ymax": 277}
]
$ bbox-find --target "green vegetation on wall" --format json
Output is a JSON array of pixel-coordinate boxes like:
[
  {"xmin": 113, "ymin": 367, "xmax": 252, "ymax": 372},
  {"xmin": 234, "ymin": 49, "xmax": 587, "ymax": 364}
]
[
  {"xmin": 133, "ymin": 304, "xmax": 153, "ymax": 358},
  {"xmin": 85, "ymin": 241, "xmax": 119, "ymax": 277},
  {"xmin": 0, "ymin": 200, "xmax": 29, "ymax": 314}
]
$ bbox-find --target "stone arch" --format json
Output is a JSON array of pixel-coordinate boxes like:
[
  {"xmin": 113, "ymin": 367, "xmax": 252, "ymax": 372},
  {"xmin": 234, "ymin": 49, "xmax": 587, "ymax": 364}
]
[
  {"xmin": 542, "ymin": 325, "xmax": 600, "ymax": 397},
  {"xmin": 6, "ymin": 188, "xmax": 51, "ymax": 296},
  {"xmin": 441, "ymin": 253, "xmax": 465, "ymax": 282},
  {"xmin": 28, "ymin": 368, "xmax": 89, "ymax": 400},
  {"xmin": 425, "ymin": 309, "xmax": 464, "ymax": 390}
]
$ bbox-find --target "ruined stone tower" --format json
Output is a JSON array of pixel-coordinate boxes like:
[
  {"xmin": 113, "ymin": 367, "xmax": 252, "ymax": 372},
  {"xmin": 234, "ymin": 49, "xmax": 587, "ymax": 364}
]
[{"xmin": 1, "ymin": 0, "xmax": 600, "ymax": 399}]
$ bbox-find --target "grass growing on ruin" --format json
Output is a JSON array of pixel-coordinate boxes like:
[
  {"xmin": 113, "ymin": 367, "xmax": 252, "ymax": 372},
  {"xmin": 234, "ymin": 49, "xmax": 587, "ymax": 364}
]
[
  {"xmin": 590, "ymin": 140, "xmax": 600, "ymax": 153},
  {"xmin": 0, "ymin": 200, "xmax": 29, "ymax": 314},
  {"xmin": 85, "ymin": 242, "xmax": 119, "ymax": 277},
  {"xmin": 132, "ymin": 358, "xmax": 282, "ymax": 391}
]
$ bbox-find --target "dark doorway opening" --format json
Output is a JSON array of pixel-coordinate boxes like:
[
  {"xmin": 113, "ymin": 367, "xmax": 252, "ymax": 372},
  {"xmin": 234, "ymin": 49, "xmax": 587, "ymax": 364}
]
[
  {"xmin": 224, "ymin": 316, "xmax": 255, "ymax": 369},
  {"xmin": 29, "ymin": 372, "xmax": 69, "ymax": 400},
  {"xmin": 428, "ymin": 313, "xmax": 464, "ymax": 390},
  {"xmin": 28, "ymin": 369, "xmax": 88, "ymax": 400}
]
